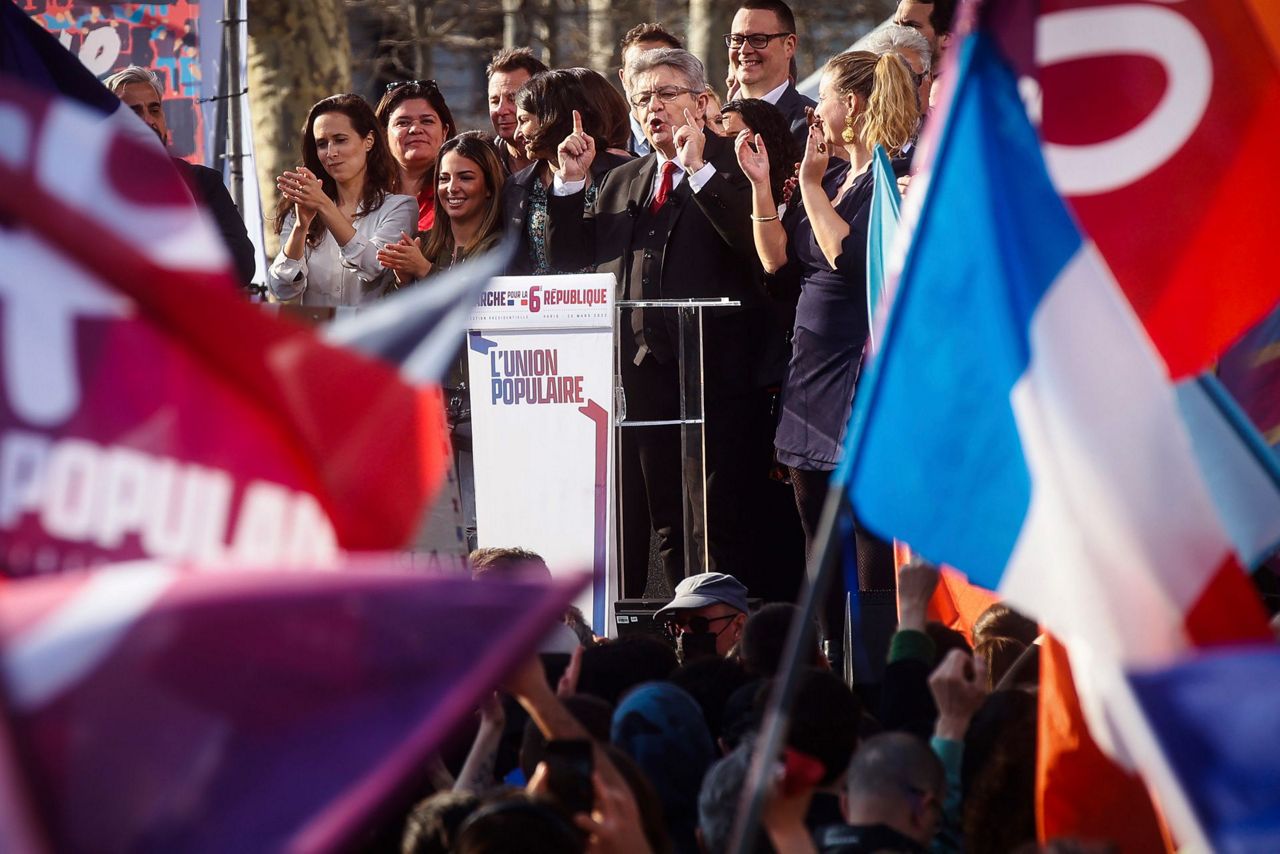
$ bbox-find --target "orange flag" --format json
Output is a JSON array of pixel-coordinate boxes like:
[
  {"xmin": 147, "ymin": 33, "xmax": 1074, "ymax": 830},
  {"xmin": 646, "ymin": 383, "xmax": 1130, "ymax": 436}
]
[{"xmin": 1037, "ymin": 636, "xmax": 1170, "ymax": 852}]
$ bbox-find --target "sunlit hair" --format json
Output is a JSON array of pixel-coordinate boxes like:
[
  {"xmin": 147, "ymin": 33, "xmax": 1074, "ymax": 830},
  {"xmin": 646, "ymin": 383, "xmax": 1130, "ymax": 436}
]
[
  {"xmin": 515, "ymin": 70, "xmax": 602, "ymax": 161},
  {"xmin": 102, "ymin": 65, "xmax": 163, "ymax": 100},
  {"xmin": 486, "ymin": 46, "xmax": 549, "ymax": 80},
  {"xmin": 422, "ymin": 131, "xmax": 505, "ymax": 267},
  {"xmin": 626, "ymin": 47, "xmax": 707, "ymax": 94},
  {"xmin": 824, "ymin": 50, "xmax": 918, "ymax": 156},
  {"xmin": 273, "ymin": 93, "xmax": 397, "ymax": 246},
  {"xmin": 619, "ymin": 21, "xmax": 683, "ymax": 52},
  {"xmin": 566, "ymin": 67, "xmax": 632, "ymax": 151},
  {"xmin": 861, "ymin": 25, "xmax": 932, "ymax": 75}
]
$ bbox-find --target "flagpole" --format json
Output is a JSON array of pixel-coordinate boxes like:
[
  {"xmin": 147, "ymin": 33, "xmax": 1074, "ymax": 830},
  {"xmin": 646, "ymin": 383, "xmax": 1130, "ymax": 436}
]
[{"xmin": 726, "ymin": 479, "xmax": 848, "ymax": 854}]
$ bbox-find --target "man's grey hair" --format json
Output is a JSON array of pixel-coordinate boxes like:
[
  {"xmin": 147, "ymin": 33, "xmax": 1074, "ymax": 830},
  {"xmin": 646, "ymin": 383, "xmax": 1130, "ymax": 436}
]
[
  {"xmin": 862, "ymin": 24, "xmax": 932, "ymax": 74},
  {"xmin": 626, "ymin": 47, "xmax": 708, "ymax": 94},
  {"xmin": 846, "ymin": 732, "xmax": 945, "ymax": 802},
  {"xmin": 102, "ymin": 65, "xmax": 164, "ymax": 100},
  {"xmin": 697, "ymin": 744, "xmax": 772, "ymax": 854}
]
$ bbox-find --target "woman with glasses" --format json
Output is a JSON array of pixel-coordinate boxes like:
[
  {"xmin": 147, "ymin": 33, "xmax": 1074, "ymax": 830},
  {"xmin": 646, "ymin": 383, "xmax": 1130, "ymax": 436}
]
[
  {"xmin": 374, "ymin": 80, "xmax": 457, "ymax": 234},
  {"xmin": 734, "ymin": 50, "xmax": 918, "ymax": 650},
  {"xmin": 503, "ymin": 69, "xmax": 631, "ymax": 275},
  {"xmin": 377, "ymin": 131, "xmax": 506, "ymax": 282},
  {"xmin": 268, "ymin": 93, "xmax": 416, "ymax": 306}
]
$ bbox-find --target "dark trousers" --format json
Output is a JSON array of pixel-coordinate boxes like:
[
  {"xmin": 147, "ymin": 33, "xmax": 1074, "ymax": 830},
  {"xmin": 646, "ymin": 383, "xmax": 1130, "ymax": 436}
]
[
  {"xmin": 620, "ymin": 349, "xmax": 759, "ymax": 593},
  {"xmin": 788, "ymin": 466, "xmax": 896, "ymax": 643}
]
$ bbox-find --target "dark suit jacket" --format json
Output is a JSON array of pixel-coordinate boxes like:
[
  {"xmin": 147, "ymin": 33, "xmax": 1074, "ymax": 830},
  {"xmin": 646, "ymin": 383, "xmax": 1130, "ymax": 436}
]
[
  {"xmin": 774, "ymin": 83, "xmax": 818, "ymax": 148},
  {"xmin": 502, "ymin": 151, "xmax": 632, "ymax": 275},
  {"xmin": 546, "ymin": 131, "xmax": 765, "ymax": 396},
  {"xmin": 175, "ymin": 159, "xmax": 257, "ymax": 286}
]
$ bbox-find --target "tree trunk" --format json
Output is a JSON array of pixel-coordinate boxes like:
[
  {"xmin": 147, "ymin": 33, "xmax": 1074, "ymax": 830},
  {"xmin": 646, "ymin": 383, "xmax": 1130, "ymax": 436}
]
[
  {"xmin": 502, "ymin": 0, "xmax": 527, "ymax": 49},
  {"xmin": 535, "ymin": 0, "xmax": 558, "ymax": 67},
  {"xmin": 586, "ymin": 0, "xmax": 613, "ymax": 74},
  {"xmin": 247, "ymin": 0, "xmax": 352, "ymax": 257},
  {"xmin": 687, "ymin": 0, "xmax": 734, "ymax": 95}
]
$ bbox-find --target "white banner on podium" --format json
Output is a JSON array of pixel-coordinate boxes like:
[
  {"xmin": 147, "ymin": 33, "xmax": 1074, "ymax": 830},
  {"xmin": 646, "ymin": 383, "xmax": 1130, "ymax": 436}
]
[{"xmin": 467, "ymin": 275, "xmax": 616, "ymax": 632}]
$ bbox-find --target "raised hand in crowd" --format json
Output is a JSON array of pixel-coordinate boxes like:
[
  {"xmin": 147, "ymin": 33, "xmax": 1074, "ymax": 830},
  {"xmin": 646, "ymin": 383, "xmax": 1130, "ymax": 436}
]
[
  {"xmin": 929, "ymin": 648, "xmax": 989, "ymax": 741},
  {"xmin": 376, "ymin": 230, "xmax": 432, "ymax": 284},
  {"xmin": 558, "ymin": 109, "xmax": 597, "ymax": 183},
  {"xmin": 557, "ymin": 643, "xmax": 584, "ymax": 698},
  {"xmin": 897, "ymin": 556, "xmax": 941, "ymax": 633},
  {"xmin": 760, "ymin": 760, "xmax": 820, "ymax": 854},
  {"xmin": 734, "ymin": 129, "xmax": 771, "ymax": 187},
  {"xmin": 674, "ymin": 107, "xmax": 707, "ymax": 170},
  {"xmin": 573, "ymin": 772, "xmax": 654, "ymax": 854},
  {"xmin": 453, "ymin": 690, "xmax": 506, "ymax": 792}
]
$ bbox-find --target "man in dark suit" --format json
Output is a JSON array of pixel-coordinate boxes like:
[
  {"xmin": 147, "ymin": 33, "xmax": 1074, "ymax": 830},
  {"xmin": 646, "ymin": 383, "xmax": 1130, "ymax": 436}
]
[
  {"xmin": 546, "ymin": 48, "xmax": 771, "ymax": 596},
  {"xmin": 726, "ymin": 1, "xmax": 816, "ymax": 147},
  {"xmin": 103, "ymin": 65, "xmax": 257, "ymax": 287}
]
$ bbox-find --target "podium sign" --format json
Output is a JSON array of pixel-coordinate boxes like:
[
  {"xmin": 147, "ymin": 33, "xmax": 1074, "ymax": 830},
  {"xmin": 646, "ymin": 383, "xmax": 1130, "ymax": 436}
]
[{"xmin": 467, "ymin": 275, "xmax": 617, "ymax": 630}]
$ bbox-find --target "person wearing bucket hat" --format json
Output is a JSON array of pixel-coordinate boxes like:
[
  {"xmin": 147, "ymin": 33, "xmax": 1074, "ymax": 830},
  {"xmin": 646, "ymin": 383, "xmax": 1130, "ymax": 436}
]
[{"xmin": 656, "ymin": 572, "xmax": 750, "ymax": 659}]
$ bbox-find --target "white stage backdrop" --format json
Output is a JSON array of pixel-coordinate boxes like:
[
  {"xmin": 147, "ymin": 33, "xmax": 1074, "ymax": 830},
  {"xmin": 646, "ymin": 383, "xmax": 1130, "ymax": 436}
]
[{"xmin": 467, "ymin": 275, "xmax": 617, "ymax": 631}]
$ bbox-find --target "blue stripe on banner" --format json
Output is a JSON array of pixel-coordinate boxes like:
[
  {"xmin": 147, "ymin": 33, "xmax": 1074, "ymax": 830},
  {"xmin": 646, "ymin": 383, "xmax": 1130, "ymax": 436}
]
[
  {"xmin": 840, "ymin": 33, "xmax": 1084, "ymax": 590},
  {"xmin": 866, "ymin": 144, "xmax": 901, "ymax": 351},
  {"xmin": 1129, "ymin": 647, "xmax": 1280, "ymax": 854}
]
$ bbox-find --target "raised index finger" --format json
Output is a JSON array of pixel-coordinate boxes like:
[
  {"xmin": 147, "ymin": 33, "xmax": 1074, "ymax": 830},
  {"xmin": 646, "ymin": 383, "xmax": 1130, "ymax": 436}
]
[
  {"xmin": 572, "ymin": 109, "xmax": 583, "ymax": 135},
  {"xmin": 683, "ymin": 107, "xmax": 695, "ymax": 127}
]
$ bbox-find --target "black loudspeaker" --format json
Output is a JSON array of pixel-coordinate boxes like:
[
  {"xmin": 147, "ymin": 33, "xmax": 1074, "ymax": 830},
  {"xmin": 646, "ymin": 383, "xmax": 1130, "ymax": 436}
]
[{"xmin": 613, "ymin": 599, "xmax": 672, "ymax": 643}]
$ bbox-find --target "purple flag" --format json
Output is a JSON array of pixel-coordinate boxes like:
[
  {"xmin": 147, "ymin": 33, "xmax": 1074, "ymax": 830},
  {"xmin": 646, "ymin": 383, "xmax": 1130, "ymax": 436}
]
[{"xmin": 0, "ymin": 563, "xmax": 585, "ymax": 852}]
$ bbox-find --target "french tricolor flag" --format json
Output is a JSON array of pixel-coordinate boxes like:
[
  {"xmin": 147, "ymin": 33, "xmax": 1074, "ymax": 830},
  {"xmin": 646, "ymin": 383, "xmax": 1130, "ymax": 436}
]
[{"xmin": 841, "ymin": 14, "xmax": 1276, "ymax": 850}]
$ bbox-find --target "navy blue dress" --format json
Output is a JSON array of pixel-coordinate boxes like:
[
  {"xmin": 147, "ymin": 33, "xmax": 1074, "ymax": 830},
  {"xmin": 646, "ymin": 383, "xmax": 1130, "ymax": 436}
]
[{"xmin": 774, "ymin": 160, "xmax": 880, "ymax": 472}]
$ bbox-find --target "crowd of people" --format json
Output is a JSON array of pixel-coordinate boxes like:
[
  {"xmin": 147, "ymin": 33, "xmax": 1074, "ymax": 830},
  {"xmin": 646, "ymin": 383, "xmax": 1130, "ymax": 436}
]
[
  {"xmin": 101, "ymin": 1, "xmax": 1273, "ymax": 851},
  {"xmin": 388, "ymin": 549, "xmax": 1052, "ymax": 854}
]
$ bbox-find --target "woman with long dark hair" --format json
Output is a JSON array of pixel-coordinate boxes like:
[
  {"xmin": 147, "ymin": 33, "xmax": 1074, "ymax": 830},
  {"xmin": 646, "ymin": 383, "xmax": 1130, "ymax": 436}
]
[
  {"xmin": 735, "ymin": 50, "xmax": 919, "ymax": 649},
  {"xmin": 719, "ymin": 97, "xmax": 800, "ymax": 209},
  {"xmin": 268, "ymin": 93, "xmax": 416, "ymax": 305},
  {"xmin": 502, "ymin": 69, "xmax": 630, "ymax": 275},
  {"xmin": 377, "ymin": 131, "xmax": 506, "ymax": 281},
  {"xmin": 374, "ymin": 79, "xmax": 457, "ymax": 234}
]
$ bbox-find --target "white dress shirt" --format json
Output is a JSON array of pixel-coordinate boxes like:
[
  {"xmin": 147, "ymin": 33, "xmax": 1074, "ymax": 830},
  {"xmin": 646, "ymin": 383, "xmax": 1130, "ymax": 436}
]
[
  {"xmin": 553, "ymin": 150, "xmax": 716, "ymax": 199},
  {"xmin": 759, "ymin": 79, "xmax": 791, "ymax": 106},
  {"xmin": 268, "ymin": 194, "xmax": 417, "ymax": 306}
]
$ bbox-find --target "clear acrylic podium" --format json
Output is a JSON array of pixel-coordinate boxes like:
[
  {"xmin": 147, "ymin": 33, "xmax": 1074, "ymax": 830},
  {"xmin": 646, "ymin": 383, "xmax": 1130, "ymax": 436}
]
[{"xmin": 615, "ymin": 297, "xmax": 740, "ymax": 578}]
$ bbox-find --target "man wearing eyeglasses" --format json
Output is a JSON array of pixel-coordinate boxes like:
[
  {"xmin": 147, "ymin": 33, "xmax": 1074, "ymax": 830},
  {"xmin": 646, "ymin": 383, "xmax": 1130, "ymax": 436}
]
[
  {"xmin": 654, "ymin": 572, "xmax": 750, "ymax": 658},
  {"xmin": 726, "ymin": 0, "xmax": 815, "ymax": 146},
  {"xmin": 547, "ymin": 52, "xmax": 770, "ymax": 594}
]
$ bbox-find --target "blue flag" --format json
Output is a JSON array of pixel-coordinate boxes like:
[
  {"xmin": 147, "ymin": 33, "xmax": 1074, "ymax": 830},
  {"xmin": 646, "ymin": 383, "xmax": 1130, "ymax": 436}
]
[
  {"xmin": 865, "ymin": 145, "xmax": 902, "ymax": 353},
  {"xmin": 1129, "ymin": 646, "xmax": 1280, "ymax": 854}
]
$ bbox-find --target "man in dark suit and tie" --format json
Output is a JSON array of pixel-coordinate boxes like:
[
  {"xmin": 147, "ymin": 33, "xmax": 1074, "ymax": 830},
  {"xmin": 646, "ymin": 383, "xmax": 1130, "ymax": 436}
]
[
  {"xmin": 546, "ymin": 48, "xmax": 771, "ymax": 596},
  {"xmin": 726, "ymin": 1, "xmax": 816, "ymax": 147}
]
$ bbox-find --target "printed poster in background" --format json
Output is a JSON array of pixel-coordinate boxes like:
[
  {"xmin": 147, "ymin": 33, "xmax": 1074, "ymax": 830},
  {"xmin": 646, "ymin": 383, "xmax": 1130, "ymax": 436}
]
[
  {"xmin": 23, "ymin": 0, "xmax": 223, "ymax": 165},
  {"xmin": 467, "ymin": 275, "xmax": 617, "ymax": 632}
]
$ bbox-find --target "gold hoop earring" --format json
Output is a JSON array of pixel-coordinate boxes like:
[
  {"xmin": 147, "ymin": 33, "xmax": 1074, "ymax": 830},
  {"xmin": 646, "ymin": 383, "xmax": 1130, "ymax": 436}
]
[{"xmin": 841, "ymin": 113, "xmax": 857, "ymax": 144}]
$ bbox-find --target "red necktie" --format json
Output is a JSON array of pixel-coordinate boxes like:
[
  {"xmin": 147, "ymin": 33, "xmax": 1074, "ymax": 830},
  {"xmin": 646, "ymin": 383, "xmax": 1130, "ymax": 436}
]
[{"xmin": 650, "ymin": 160, "xmax": 679, "ymax": 214}]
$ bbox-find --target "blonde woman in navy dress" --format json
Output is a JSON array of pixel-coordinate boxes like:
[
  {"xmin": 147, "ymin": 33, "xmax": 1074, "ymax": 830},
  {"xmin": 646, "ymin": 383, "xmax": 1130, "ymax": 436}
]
[{"xmin": 735, "ymin": 50, "xmax": 918, "ymax": 644}]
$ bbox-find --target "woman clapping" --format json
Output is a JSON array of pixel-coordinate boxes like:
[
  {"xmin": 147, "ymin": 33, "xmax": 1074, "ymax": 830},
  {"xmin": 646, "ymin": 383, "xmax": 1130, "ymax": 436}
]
[
  {"xmin": 377, "ymin": 131, "xmax": 506, "ymax": 283},
  {"xmin": 269, "ymin": 94, "xmax": 416, "ymax": 305}
]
